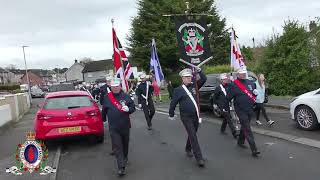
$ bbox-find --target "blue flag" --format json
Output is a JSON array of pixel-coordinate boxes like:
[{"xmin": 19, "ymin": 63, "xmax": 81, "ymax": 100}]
[{"xmin": 150, "ymin": 38, "xmax": 164, "ymax": 86}]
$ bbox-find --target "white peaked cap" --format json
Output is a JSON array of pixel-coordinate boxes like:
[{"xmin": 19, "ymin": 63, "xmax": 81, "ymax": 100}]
[
  {"xmin": 237, "ymin": 67, "xmax": 247, "ymax": 74},
  {"xmin": 179, "ymin": 68, "xmax": 193, "ymax": 77},
  {"xmin": 139, "ymin": 73, "xmax": 147, "ymax": 79},
  {"xmin": 105, "ymin": 76, "xmax": 112, "ymax": 81},
  {"xmin": 110, "ymin": 78, "xmax": 121, "ymax": 87},
  {"xmin": 220, "ymin": 73, "xmax": 228, "ymax": 80}
]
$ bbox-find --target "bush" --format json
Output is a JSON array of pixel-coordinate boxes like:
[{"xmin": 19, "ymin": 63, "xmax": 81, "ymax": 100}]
[
  {"xmin": 203, "ymin": 64, "xmax": 231, "ymax": 74},
  {"xmin": 0, "ymin": 85, "xmax": 20, "ymax": 91},
  {"xmin": 167, "ymin": 73, "xmax": 181, "ymax": 88}
]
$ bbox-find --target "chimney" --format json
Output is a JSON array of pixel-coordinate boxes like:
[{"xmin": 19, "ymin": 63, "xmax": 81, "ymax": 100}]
[
  {"xmin": 75, "ymin": 59, "xmax": 78, "ymax": 63},
  {"xmin": 309, "ymin": 21, "xmax": 317, "ymax": 32}
]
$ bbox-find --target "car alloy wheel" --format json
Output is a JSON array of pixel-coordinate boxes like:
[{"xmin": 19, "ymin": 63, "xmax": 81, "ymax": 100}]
[{"xmin": 295, "ymin": 105, "xmax": 318, "ymax": 130}]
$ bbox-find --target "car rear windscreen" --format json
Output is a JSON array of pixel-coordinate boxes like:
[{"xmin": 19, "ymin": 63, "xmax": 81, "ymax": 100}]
[
  {"xmin": 44, "ymin": 96, "xmax": 92, "ymax": 110},
  {"xmin": 204, "ymin": 75, "xmax": 220, "ymax": 87}
]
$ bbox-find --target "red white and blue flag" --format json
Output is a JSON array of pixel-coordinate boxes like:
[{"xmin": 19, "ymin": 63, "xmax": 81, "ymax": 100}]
[
  {"xmin": 112, "ymin": 26, "xmax": 129, "ymax": 92},
  {"xmin": 150, "ymin": 38, "xmax": 164, "ymax": 86},
  {"xmin": 230, "ymin": 28, "xmax": 246, "ymax": 71}
]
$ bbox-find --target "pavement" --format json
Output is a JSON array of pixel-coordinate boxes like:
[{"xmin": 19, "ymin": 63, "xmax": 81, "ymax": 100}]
[
  {"xmin": 266, "ymin": 96, "xmax": 292, "ymax": 110},
  {"xmin": 1, "ymin": 98, "xmax": 320, "ymax": 180}
]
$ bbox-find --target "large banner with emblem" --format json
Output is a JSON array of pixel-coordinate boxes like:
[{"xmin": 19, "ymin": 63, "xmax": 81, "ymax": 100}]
[{"xmin": 175, "ymin": 16, "xmax": 211, "ymax": 65}]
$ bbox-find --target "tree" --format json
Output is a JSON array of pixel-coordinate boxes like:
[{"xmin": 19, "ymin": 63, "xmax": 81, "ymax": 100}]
[
  {"xmin": 128, "ymin": 0, "xmax": 229, "ymax": 76},
  {"xmin": 256, "ymin": 20, "xmax": 320, "ymax": 96},
  {"xmin": 79, "ymin": 57, "xmax": 93, "ymax": 64},
  {"xmin": 5, "ymin": 64, "xmax": 17, "ymax": 70}
]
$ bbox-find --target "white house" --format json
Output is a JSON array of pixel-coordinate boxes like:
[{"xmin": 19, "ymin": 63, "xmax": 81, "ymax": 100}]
[{"xmin": 65, "ymin": 60, "xmax": 85, "ymax": 83}]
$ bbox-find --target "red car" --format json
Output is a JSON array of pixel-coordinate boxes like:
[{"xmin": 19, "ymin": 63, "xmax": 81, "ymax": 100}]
[{"xmin": 34, "ymin": 91, "xmax": 104, "ymax": 143}]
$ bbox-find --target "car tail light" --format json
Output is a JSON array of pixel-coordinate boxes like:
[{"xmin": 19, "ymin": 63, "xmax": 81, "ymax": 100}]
[
  {"xmin": 86, "ymin": 110, "xmax": 98, "ymax": 116},
  {"xmin": 37, "ymin": 113, "xmax": 52, "ymax": 120}
]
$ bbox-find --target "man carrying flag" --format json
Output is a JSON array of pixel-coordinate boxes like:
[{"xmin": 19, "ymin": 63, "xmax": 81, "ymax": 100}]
[{"xmin": 103, "ymin": 78, "xmax": 136, "ymax": 176}]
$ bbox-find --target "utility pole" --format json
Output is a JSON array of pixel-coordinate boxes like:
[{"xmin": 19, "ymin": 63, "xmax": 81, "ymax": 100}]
[{"xmin": 22, "ymin": 45, "xmax": 32, "ymax": 102}]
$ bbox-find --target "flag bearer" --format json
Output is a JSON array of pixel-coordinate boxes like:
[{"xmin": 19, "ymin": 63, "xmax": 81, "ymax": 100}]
[
  {"xmin": 103, "ymin": 78, "xmax": 136, "ymax": 176},
  {"xmin": 224, "ymin": 68, "xmax": 260, "ymax": 157}
]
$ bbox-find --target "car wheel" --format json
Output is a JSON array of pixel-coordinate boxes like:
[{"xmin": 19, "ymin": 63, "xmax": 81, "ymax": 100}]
[
  {"xmin": 212, "ymin": 104, "xmax": 222, "ymax": 117},
  {"xmin": 295, "ymin": 105, "xmax": 318, "ymax": 130}
]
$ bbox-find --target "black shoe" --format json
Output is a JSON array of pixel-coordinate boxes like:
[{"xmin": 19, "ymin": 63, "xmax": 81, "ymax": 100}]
[
  {"xmin": 148, "ymin": 126, "xmax": 152, "ymax": 131},
  {"xmin": 197, "ymin": 159, "xmax": 205, "ymax": 167},
  {"xmin": 186, "ymin": 151, "xmax": 193, "ymax": 158},
  {"xmin": 237, "ymin": 143, "xmax": 248, "ymax": 149},
  {"xmin": 117, "ymin": 168, "xmax": 125, "ymax": 177},
  {"xmin": 252, "ymin": 151, "xmax": 261, "ymax": 157}
]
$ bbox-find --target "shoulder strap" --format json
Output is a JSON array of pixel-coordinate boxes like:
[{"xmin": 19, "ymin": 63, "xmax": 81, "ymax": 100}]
[
  {"xmin": 220, "ymin": 84, "xmax": 227, "ymax": 96},
  {"xmin": 234, "ymin": 79, "xmax": 256, "ymax": 102},
  {"xmin": 182, "ymin": 85, "xmax": 201, "ymax": 123},
  {"xmin": 107, "ymin": 88, "xmax": 126, "ymax": 113}
]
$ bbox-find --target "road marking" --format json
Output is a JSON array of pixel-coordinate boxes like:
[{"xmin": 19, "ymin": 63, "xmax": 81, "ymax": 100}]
[
  {"xmin": 50, "ymin": 146, "xmax": 61, "ymax": 180},
  {"xmin": 154, "ymin": 108, "xmax": 320, "ymax": 149}
]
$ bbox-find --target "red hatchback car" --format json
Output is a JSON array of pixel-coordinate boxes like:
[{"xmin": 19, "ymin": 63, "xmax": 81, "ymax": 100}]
[{"xmin": 34, "ymin": 91, "xmax": 104, "ymax": 143}]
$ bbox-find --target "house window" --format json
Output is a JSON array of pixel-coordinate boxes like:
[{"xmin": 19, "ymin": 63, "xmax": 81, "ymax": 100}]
[{"xmin": 88, "ymin": 73, "xmax": 93, "ymax": 78}]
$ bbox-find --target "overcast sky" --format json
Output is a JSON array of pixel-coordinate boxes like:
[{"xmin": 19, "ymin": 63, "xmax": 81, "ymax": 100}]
[{"xmin": 0, "ymin": 0, "xmax": 319, "ymax": 69}]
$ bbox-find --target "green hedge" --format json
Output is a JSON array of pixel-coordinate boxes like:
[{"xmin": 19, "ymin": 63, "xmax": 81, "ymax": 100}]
[
  {"xmin": 0, "ymin": 85, "xmax": 20, "ymax": 91},
  {"xmin": 203, "ymin": 64, "xmax": 231, "ymax": 74}
]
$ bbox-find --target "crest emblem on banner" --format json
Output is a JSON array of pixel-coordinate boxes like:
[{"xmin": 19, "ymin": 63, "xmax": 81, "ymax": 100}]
[
  {"xmin": 182, "ymin": 27, "xmax": 204, "ymax": 57},
  {"xmin": 5, "ymin": 131, "xmax": 56, "ymax": 175},
  {"xmin": 175, "ymin": 16, "xmax": 211, "ymax": 65}
]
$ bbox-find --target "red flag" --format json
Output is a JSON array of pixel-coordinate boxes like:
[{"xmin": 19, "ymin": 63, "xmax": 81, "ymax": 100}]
[{"xmin": 112, "ymin": 27, "xmax": 129, "ymax": 92}]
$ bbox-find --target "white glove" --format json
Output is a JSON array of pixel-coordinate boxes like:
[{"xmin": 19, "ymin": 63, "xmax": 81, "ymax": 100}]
[
  {"xmin": 195, "ymin": 66, "xmax": 202, "ymax": 72},
  {"xmin": 222, "ymin": 109, "xmax": 228, "ymax": 113},
  {"xmin": 213, "ymin": 104, "xmax": 218, "ymax": 109},
  {"xmin": 253, "ymin": 89, "xmax": 258, "ymax": 95},
  {"xmin": 169, "ymin": 116, "xmax": 175, "ymax": 121},
  {"xmin": 138, "ymin": 104, "xmax": 142, "ymax": 108},
  {"xmin": 121, "ymin": 105, "xmax": 129, "ymax": 112}
]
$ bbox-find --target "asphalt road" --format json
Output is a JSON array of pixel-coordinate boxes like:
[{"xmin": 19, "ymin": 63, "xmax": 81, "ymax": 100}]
[{"xmin": 1, "ymin": 99, "xmax": 320, "ymax": 180}]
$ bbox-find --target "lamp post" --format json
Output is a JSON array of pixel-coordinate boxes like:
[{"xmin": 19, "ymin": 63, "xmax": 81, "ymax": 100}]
[{"xmin": 22, "ymin": 45, "xmax": 32, "ymax": 102}]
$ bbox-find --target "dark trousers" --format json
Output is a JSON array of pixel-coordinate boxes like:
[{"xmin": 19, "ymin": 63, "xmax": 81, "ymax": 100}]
[
  {"xmin": 181, "ymin": 115, "xmax": 203, "ymax": 161},
  {"xmin": 236, "ymin": 110, "xmax": 258, "ymax": 152},
  {"xmin": 110, "ymin": 128, "xmax": 130, "ymax": 170},
  {"xmin": 220, "ymin": 110, "xmax": 236, "ymax": 133},
  {"xmin": 255, "ymin": 103, "xmax": 270, "ymax": 122},
  {"xmin": 102, "ymin": 108, "xmax": 115, "ymax": 152},
  {"xmin": 142, "ymin": 99, "xmax": 155, "ymax": 127}
]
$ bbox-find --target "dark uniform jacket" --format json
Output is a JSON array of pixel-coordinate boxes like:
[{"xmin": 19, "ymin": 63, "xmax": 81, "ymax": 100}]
[
  {"xmin": 213, "ymin": 83, "xmax": 231, "ymax": 111},
  {"xmin": 103, "ymin": 91, "xmax": 136, "ymax": 129},
  {"xmin": 169, "ymin": 71, "xmax": 207, "ymax": 117},
  {"xmin": 225, "ymin": 79, "xmax": 257, "ymax": 113},
  {"xmin": 136, "ymin": 81, "xmax": 154, "ymax": 105},
  {"xmin": 99, "ymin": 84, "xmax": 109, "ymax": 105}
]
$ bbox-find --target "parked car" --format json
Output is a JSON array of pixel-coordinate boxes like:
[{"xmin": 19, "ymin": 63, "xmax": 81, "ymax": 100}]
[
  {"xmin": 34, "ymin": 91, "xmax": 104, "ymax": 143},
  {"xmin": 48, "ymin": 83, "xmax": 75, "ymax": 92},
  {"xmin": 31, "ymin": 87, "xmax": 45, "ymax": 98},
  {"xmin": 199, "ymin": 71, "xmax": 258, "ymax": 117},
  {"xmin": 290, "ymin": 88, "xmax": 320, "ymax": 130}
]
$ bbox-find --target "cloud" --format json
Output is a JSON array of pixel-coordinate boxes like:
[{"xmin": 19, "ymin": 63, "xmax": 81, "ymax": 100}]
[
  {"xmin": 216, "ymin": 0, "xmax": 320, "ymax": 46},
  {"xmin": 0, "ymin": 0, "xmax": 137, "ymax": 69}
]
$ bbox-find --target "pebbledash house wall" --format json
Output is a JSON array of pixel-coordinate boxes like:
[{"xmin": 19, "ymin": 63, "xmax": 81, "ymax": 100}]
[
  {"xmin": 65, "ymin": 63, "xmax": 84, "ymax": 82},
  {"xmin": 0, "ymin": 93, "xmax": 31, "ymax": 127},
  {"xmin": 83, "ymin": 70, "xmax": 110, "ymax": 83}
]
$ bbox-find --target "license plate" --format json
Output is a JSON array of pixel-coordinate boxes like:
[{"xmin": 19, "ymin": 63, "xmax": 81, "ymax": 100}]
[{"xmin": 58, "ymin": 126, "xmax": 81, "ymax": 133}]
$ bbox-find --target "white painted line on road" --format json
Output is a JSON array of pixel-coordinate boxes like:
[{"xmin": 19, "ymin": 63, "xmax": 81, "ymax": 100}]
[
  {"xmin": 50, "ymin": 146, "xmax": 61, "ymax": 180},
  {"xmin": 154, "ymin": 108, "xmax": 320, "ymax": 149}
]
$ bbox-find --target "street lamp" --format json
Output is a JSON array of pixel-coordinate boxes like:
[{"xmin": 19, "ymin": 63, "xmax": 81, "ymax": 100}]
[{"xmin": 22, "ymin": 45, "xmax": 32, "ymax": 102}]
